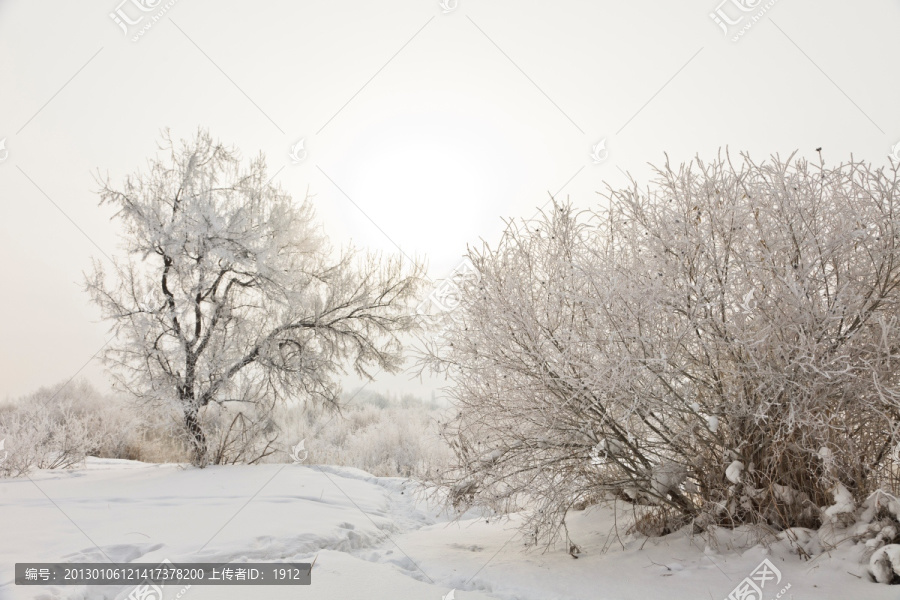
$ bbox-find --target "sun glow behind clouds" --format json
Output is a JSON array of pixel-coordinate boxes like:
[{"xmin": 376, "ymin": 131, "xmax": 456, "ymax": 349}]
[{"xmin": 327, "ymin": 108, "xmax": 553, "ymax": 274}]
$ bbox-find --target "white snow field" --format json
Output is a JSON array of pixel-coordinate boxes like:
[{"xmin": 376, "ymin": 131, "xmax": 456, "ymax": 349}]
[{"xmin": 0, "ymin": 458, "xmax": 894, "ymax": 600}]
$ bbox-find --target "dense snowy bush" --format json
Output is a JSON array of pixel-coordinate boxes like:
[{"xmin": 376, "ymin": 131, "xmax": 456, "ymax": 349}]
[
  {"xmin": 421, "ymin": 152, "xmax": 900, "ymax": 546},
  {"xmin": 0, "ymin": 380, "xmax": 144, "ymax": 477},
  {"xmin": 0, "ymin": 380, "xmax": 450, "ymax": 480}
]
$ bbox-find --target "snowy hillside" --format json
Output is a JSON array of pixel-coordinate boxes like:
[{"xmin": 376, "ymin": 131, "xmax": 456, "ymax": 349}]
[{"xmin": 0, "ymin": 458, "xmax": 893, "ymax": 600}]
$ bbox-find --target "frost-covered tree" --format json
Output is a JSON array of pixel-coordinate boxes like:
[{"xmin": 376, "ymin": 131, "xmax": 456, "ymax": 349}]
[
  {"xmin": 87, "ymin": 129, "xmax": 424, "ymax": 465},
  {"xmin": 422, "ymin": 152, "xmax": 900, "ymax": 544}
]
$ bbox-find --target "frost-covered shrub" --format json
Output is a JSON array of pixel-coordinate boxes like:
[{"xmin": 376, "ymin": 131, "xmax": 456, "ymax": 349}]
[
  {"xmin": 421, "ymin": 152, "xmax": 900, "ymax": 546},
  {"xmin": 0, "ymin": 380, "xmax": 141, "ymax": 477},
  {"xmin": 202, "ymin": 400, "xmax": 279, "ymax": 466},
  {"xmin": 270, "ymin": 391, "xmax": 451, "ymax": 478}
]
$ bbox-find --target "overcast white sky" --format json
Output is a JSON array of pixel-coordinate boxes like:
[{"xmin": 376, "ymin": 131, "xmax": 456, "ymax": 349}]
[{"xmin": 0, "ymin": 0, "xmax": 898, "ymax": 401}]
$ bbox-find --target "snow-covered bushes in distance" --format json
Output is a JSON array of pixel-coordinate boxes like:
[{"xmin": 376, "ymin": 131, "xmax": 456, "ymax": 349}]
[
  {"xmin": 269, "ymin": 389, "xmax": 452, "ymax": 478},
  {"xmin": 0, "ymin": 378, "xmax": 450, "ymax": 479},
  {"xmin": 195, "ymin": 389, "xmax": 451, "ymax": 475},
  {"xmin": 419, "ymin": 151, "xmax": 900, "ymax": 548},
  {"xmin": 0, "ymin": 379, "xmax": 150, "ymax": 477}
]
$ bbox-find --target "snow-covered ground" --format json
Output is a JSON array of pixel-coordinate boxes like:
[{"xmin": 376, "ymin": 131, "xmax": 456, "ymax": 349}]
[{"xmin": 0, "ymin": 458, "xmax": 892, "ymax": 599}]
